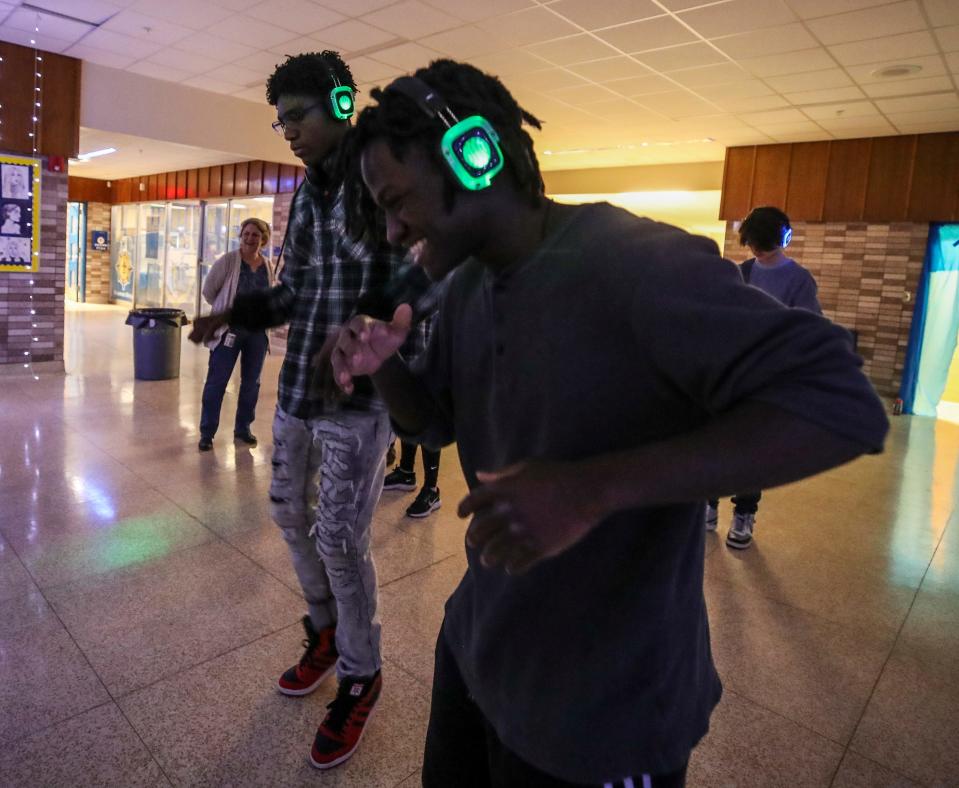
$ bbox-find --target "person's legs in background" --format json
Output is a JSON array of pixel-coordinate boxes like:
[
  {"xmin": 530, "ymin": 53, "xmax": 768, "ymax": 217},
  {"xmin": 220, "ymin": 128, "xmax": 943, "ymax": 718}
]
[
  {"xmin": 198, "ymin": 339, "xmax": 241, "ymax": 451},
  {"xmin": 727, "ymin": 491, "xmax": 762, "ymax": 549},
  {"xmin": 705, "ymin": 499, "xmax": 719, "ymax": 531},
  {"xmin": 383, "ymin": 440, "xmax": 417, "ymax": 490},
  {"xmin": 407, "ymin": 446, "xmax": 441, "ymax": 518},
  {"xmin": 234, "ymin": 330, "xmax": 270, "ymax": 446}
]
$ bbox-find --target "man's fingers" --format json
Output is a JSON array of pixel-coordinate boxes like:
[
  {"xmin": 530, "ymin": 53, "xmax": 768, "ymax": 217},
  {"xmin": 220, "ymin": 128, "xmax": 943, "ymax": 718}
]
[
  {"xmin": 465, "ymin": 506, "xmax": 511, "ymax": 549},
  {"xmin": 392, "ymin": 303, "xmax": 413, "ymax": 331},
  {"xmin": 504, "ymin": 542, "xmax": 540, "ymax": 575},
  {"xmin": 458, "ymin": 483, "xmax": 502, "ymax": 518},
  {"xmin": 475, "ymin": 462, "xmax": 525, "ymax": 485},
  {"xmin": 479, "ymin": 529, "xmax": 519, "ymax": 569}
]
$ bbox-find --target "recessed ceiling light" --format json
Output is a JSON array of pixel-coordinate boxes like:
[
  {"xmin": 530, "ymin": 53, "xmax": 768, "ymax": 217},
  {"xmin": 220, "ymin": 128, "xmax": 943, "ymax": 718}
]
[
  {"xmin": 870, "ymin": 64, "xmax": 922, "ymax": 79},
  {"xmin": 77, "ymin": 147, "xmax": 117, "ymax": 160}
]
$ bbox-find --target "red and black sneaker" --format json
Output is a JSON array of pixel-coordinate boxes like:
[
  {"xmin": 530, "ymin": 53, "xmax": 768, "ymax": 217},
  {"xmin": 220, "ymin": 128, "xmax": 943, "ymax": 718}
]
[
  {"xmin": 309, "ymin": 672, "xmax": 382, "ymax": 769},
  {"xmin": 277, "ymin": 615, "xmax": 337, "ymax": 696}
]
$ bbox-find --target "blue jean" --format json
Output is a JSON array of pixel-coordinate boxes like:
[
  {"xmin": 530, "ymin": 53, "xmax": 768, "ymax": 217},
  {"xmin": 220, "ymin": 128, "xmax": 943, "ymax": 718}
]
[
  {"xmin": 269, "ymin": 406, "xmax": 391, "ymax": 679},
  {"xmin": 199, "ymin": 330, "xmax": 269, "ymax": 439}
]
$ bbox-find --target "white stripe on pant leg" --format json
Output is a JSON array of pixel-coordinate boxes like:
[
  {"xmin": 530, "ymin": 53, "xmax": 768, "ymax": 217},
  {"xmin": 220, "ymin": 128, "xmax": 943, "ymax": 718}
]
[
  {"xmin": 603, "ymin": 783, "xmax": 614, "ymax": 788},
  {"xmin": 624, "ymin": 778, "xmax": 635, "ymax": 788},
  {"xmin": 643, "ymin": 775, "xmax": 653, "ymax": 788}
]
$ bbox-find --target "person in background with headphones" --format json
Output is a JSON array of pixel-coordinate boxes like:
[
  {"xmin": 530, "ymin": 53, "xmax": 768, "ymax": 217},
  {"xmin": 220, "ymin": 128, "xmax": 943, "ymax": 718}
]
[
  {"xmin": 706, "ymin": 206, "xmax": 823, "ymax": 549},
  {"xmin": 330, "ymin": 60, "xmax": 886, "ymax": 788},
  {"xmin": 189, "ymin": 51, "xmax": 433, "ymax": 770}
]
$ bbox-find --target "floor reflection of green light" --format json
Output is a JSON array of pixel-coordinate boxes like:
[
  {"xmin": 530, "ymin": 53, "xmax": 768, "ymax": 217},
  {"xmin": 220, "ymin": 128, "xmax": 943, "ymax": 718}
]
[{"xmin": 95, "ymin": 516, "xmax": 172, "ymax": 571}]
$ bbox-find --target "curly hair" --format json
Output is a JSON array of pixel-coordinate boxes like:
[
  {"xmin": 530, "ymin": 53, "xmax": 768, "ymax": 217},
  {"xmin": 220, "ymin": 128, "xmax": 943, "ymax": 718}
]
[
  {"xmin": 265, "ymin": 51, "xmax": 356, "ymax": 108},
  {"xmin": 739, "ymin": 206, "xmax": 791, "ymax": 252},
  {"xmin": 342, "ymin": 59, "xmax": 545, "ymax": 241}
]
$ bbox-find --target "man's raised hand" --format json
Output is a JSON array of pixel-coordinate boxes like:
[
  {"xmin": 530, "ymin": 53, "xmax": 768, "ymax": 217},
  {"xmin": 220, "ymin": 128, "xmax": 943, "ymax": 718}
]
[{"xmin": 331, "ymin": 304, "xmax": 413, "ymax": 394}]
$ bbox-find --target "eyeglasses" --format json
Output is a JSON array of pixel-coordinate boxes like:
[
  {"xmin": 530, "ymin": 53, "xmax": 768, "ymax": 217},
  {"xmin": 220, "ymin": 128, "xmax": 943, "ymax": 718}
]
[{"xmin": 272, "ymin": 101, "xmax": 325, "ymax": 135}]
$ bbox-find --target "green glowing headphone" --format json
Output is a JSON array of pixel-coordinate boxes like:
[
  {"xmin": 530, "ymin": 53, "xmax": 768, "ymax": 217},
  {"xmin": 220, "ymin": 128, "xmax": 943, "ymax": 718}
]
[
  {"xmin": 389, "ymin": 76, "xmax": 504, "ymax": 191},
  {"xmin": 328, "ymin": 74, "xmax": 355, "ymax": 121}
]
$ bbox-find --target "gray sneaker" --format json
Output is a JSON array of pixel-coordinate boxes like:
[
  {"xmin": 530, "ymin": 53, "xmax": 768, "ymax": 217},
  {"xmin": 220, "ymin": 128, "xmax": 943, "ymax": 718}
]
[
  {"xmin": 726, "ymin": 512, "xmax": 755, "ymax": 549},
  {"xmin": 705, "ymin": 503, "xmax": 718, "ymax": 532}
]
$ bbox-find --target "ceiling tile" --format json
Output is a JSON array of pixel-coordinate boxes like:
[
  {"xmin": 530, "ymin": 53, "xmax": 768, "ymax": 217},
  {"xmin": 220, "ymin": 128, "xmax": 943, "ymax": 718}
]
[
  {"xmin": 476, "ymin": 6, "xmax": 583, "ymax": 47},
  {"xmin": 712, "ymin": 94, "xmax": 792, "ymax": 112},
  {"xmin": 567, "ymin": 56, "xmax": 652, "ymax": 82},
  {"xmin": 346, "ymin": 55, "xmax": 403, "ymax": 83},
  {"xmin": 785, "ymin": 0, "xmax": 904, "ymax": 19},
  {"xmin": 712, "ymin": 23, "xmax": 818, "ymax": 57},
  {"xmin": 784, "ymin": 86, "xmax": 866, "ymax": 104},
  {"xmin": 946, "ymin": 52, "xmax": 959, "ymax": 72},
  {"xmin": 862, "ymin": 74, "xmax": 956, "ymax": 97},
  {"xmin": 183, "ymin": 75, "xmax": 240, "ymax": 94},
  {"xmin": 655, "ymin": 0, "xmax": 729, "ymax": 10},
  {"xmin": 595, "ymin": 15, "xmax": 697, "ymax": 53},
  {"xmin": 145, "ymin": 48, "xmax": 222, "ymax": 73},
  {"xmin": 678, "ymin": 0, "xmax": 796, "ymax": 39},
  {"xmin": 802, "ymin": 100, "xmax": 880, "ymax": 118},
  {"xmin": 471, "ymin": 48, "xmax": 551, "ymax": 77},
  {"xmin": 816, "ymin": 116, "xmax": 896, "ymax": 135},
  {"xmin": 79, "ymin": 27, "xmax": 163, "ymax": 57},
  {"xmin": 636, "ymin": 90, "xmax": 719, "ymax": 118},
  {"xmin": 547, "ymin": 0, "xmax": 663, "ymax": 31},
  {"xmin": 740, "ymin": 107, "xmax": 809, "ymax": 124},
  {"xmin": 696, "ymin": 79, "xmax": 776, "ymax": 99},
  {"xmin": 765, "ymin": 68, "xmax": 853, "ymax": 92},
  {"xmin": 268, "ymin": 36, "xmax": 335, "ymax": 58},
  {"xmin": 667, "ymin": 62, "xmax": 748, "ymax": 88},
  {"xmin": 361, "ymin": 0, "xmax": 462, "ymax": 39},
  {"xmin": 4, "ymin": 8, "xmax": 94, "ymax": 41},
  {"xmin": 24, "ymin": 0, "xmax": 121, "ymax": 24},
  {"xmin": 547, "ymin": 82, "xmax": 633, "ymax": 105},
  {"xmin": 0, "ymin": 25, "xmax": 74, "ymax": 52},
  {"xmin": 232, "ymin": 85, "xmax": 267, "ymax": 103},
  {"xmin": 206, "ymin": 63, "xmax": 268, "ymax": 88},
  {"xmin": 828, "ymin": 31, "xmax": 938, "ymax": 66},
  {"xmin": 633, "ymin": 42, "xmax": 727, "ymax": 71},
  {"xmin": 805, "ymin": 1, "xmax": 926, "ymax": 46},
  {"xmin": 246, "ymin": 0, "xmax": 345, "ymax": 34},
  {"xmin": 175, "ymin": 31, "xmax": 256, "ymax": 61},
  {"xmin": 314, "ymin": 19, "xmax": 396, "ymax": 53},
  {"xmin": 583, "ymin": 98, "xmax": 665, "ymax": 122},
  {"xmin": 845, "ymin": 53, "xmax": 946, "ymax": 82},
  {"xmin": 231, "ymin": 50, "xmax": 287, "ymax": 73},
  {"xmin": 365, "ymin": 41, "xmax": 442, "ymax": 70},
  {"xmin": 420, "ymin": 26, "xmax": 509, "ymax": 59},
  {"xmin": 873, "ymin": 91, "xmax": 959, "ymax": 113},
  {"xmin": 756, "ymin": 120, "xmax": 826, "ymax": 135},
  {"xmin": 526, "ymin": 34, "xmax": 620, "ymax": 66},
  {"xmin": 212, "ymin": 0, "xmax": 261, "ymax": 9},
  {"xmin": 214, "ymin": 15, "xmax": 301, "ymax": 48},
  {"xmin": 935, "ymin": 25, "xmax": 959, "ymax": 52},
  {"xmin": 512, "ymin": 68, "xmax": 589, "ymax": 92},
  {"xmin": 64, "ymin": 43, "xmax": 137, "ymax": 68},
  {"xmin": 606, "ymin": 73, "xmax": 681, "ymax": 97},
  {"xmin": 127, "ymin": 60, "xmax": 193, "ymax": 83},
  {"xmin": 922, "ymin": 0, "xmax": 959, "ymax": 27},
  {"xmin": 100, "ymin": 10, "xmax": 193, "ymax": 47},
  {"xmin": 424, "ymin": 0, "xmax": 535, "ymax": 24},
  {"xmin": 894, "ymin": 119, "xmax": 959, "ymax": 133},
  {"xmin": 130, "ymin": 0, "xmax": 232, "ymax": 28},
  {"xmin": 884, "ymin": 106, "xmax": 959, "ymax": 124},
  {"xmin": 738, "ymin": 47, "xmax": 837, "ymax": 77}
]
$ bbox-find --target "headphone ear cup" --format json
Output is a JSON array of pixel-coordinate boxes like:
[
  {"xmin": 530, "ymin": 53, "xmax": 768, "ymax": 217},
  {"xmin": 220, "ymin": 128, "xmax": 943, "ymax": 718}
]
[{"xmin": 781, "ymin": 225, "xmax": 792, "ymax": 248}]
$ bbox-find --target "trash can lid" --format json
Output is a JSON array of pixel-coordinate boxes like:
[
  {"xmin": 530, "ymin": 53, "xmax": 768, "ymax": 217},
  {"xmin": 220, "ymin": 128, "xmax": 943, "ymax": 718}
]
[{"xmin": 125, "ymin": 307, "xmax": 189, "ymax": 326}]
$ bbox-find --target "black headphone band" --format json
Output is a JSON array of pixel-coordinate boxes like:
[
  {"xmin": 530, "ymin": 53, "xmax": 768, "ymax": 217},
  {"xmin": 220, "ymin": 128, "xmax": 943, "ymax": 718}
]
[{"xmin": 388, "ymin": 76, "xmax": 458, "ymax": 128}]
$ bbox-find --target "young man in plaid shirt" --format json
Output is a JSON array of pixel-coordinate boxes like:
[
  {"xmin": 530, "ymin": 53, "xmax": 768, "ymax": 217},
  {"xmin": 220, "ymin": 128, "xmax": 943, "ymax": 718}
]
[{"xmin": 190, "ymin": 51, "xmax": 432, "ymax": 769}]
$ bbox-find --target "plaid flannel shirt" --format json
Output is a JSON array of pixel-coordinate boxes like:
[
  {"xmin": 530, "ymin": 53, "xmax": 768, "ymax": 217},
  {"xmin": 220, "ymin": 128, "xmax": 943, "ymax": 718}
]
[{"xmin": 231, "ymin": 168, "xmax": 434, "ymax": 419}]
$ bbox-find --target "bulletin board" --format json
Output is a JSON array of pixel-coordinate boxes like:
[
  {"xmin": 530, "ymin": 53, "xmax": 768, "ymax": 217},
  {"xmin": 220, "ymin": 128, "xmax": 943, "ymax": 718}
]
[{"xmin": 0, "ymin": 154, "xmax": 40, "ymax": 272}]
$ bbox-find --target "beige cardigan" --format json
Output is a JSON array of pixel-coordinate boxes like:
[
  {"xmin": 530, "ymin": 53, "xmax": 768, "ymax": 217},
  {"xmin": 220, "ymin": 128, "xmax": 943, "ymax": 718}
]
[{"xmin": 201, "ymin": 249, "xmax": 277, "ymax": 349}]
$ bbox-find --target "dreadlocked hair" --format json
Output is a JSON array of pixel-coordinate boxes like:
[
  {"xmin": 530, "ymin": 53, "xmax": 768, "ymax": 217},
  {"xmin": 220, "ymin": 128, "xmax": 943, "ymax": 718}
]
[
  {"xmin": 265, "ymin": 51, "xmax": 356, "ymax": 107},
  {"xmin": 342, "ymin": 59, "xmax": 545, "ymax": 243}
]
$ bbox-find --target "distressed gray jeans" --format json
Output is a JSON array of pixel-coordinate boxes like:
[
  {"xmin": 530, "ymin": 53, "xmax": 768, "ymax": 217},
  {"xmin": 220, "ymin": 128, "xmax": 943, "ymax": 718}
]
[{"xmin": 269, "ymin": 405, "xmax": 390, "ymax": 679}]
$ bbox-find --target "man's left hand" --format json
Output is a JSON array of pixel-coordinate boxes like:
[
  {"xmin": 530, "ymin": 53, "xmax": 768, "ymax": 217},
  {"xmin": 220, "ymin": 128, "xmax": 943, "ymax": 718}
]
[{"xmin": 457, "ymin": 460, "xmax": 605, "ymax": 575}]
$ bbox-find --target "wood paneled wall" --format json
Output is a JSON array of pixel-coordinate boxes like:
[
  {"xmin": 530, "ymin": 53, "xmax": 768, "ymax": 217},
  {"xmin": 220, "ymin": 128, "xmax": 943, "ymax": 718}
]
[
  {"xmin": 68, "ymin": 176, "xmax": 112, "ymax": 203},
  {"xmin": 101, "ymin": 160, "xmax": 305, "ymax": 204},
  {"xmin": 0, "ymin": 41, "xmax": 80, "ymax": 158},
  {"xmin": 720, "ymin": 131, "xmax": 959, "ymax": 223}
]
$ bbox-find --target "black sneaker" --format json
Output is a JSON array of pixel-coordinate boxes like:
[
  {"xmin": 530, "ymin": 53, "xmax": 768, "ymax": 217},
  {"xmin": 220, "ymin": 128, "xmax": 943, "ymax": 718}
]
[
  {"xmin": 198, "ymin": 436, "xmax": 213, "ymax": 452},
  {"xmin": 310, "ymin": 672, "xmax": 382, "ymax": 769},
  {"xmin": 383, "ymin": 467, "xmax": 416, "ymax": 491},
  {"xmin": 406, "ymin": 487, "xmax": 440, "ymax": 518},
  {"xmin": 234, "ymin": 431, "xmax": 257, "ymax": 447}
]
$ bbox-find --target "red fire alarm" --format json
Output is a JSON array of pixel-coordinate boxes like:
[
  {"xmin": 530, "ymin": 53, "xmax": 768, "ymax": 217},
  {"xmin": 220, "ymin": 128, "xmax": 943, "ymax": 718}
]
[{"xmin": 48, "ymin": 155, "xmax": 66, "ymax": 172}]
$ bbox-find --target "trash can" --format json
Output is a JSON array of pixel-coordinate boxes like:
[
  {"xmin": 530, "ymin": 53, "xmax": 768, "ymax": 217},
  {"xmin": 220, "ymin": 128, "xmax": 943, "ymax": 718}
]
[{"xmin": 125, "ymin": 308, "xmax": 190, "ymax": 380}]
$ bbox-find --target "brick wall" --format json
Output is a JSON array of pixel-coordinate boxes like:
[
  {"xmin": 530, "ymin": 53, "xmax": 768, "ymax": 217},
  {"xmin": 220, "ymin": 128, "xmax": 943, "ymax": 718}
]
[
  {"xmin": 0, "ymin": 158, "xmax": 67, "ymax": 372},
  {"xmin": 83, "ymin": 201, "xmax": 111, "ymax": 303},
  {"xmin": 723, "ymin": 221, "xmax": 927, "ymax": 399}
]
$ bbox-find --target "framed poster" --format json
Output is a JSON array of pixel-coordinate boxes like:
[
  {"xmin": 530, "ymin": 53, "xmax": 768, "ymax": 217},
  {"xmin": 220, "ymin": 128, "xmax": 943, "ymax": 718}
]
[{"xmin": 0, "ymin": 154, "xmax": 40, "ymax": 272}]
